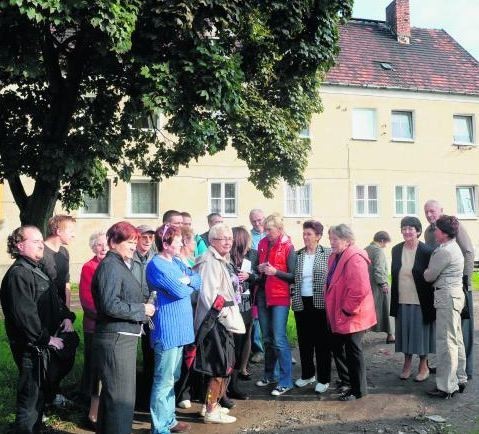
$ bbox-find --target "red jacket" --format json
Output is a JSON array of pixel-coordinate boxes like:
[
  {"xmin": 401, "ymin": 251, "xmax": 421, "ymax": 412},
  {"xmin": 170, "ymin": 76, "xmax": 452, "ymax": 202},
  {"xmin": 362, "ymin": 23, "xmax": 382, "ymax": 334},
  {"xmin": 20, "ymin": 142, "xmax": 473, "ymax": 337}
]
[
  {"xmin": 79, "ymin": 256, "xmax": 101, "ymax": 333},
  {"xmin": 325, "ymin": 245, "xmax": 377, "ymax": 334},
  {"xmin": 258, "ymin": 235, "xmax": 293, "ymax": 307}
]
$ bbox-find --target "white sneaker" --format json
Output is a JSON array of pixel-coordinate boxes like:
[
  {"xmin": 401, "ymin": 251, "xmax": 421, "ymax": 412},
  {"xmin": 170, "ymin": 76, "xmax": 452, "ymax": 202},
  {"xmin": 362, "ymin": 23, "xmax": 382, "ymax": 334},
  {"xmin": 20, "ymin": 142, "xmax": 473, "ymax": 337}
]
[
  {"xmin": 204, "ymin": 408, "xmax": 236, "ymax": 424},
  {"xmin": 177, "ymin": 399, "xmax": 191, "ymax": 409},
  {"xmin": 256, "ymin": 378, "xmax": 275, "ymax": 387},
  {"xmin": 295, "ymin": 376, "xmax": 316, "ymax": 388},
  {"xmin": 200, "ymin": 405, "xmax": 230, "ymax": 417},
  {"xmin": 271, "ymin": 386, "xmax": 292, "ymax": 396},
  {"xmin": 52, "ymin": 394, "xmax": 72, "ymax": 407},
  {"xmin": 315, "ymin": 382, "xmax": 329, "ymax": 394}
]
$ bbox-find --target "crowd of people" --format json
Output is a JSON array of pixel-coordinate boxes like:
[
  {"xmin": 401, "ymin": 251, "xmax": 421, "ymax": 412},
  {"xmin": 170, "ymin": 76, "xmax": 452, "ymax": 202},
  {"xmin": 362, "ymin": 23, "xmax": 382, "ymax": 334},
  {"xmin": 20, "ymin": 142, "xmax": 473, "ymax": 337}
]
[{"xmin": 0, "ymin": 200, "xmax": 475, "ymax": 434}]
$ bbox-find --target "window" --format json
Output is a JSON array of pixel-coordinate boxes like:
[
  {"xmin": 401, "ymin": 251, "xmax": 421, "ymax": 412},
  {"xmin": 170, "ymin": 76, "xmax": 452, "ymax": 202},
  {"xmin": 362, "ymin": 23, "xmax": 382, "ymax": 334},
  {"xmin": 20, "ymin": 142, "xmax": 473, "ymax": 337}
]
[
  {"xmin": 453, "ymin": 115, "xmax": 474, "ymax": 144},
  {"xmin": 392, "ymin": 111, "xmax": 414, "ymax": 140},
  {"xmin": 129, "ymin": 181, "xmax": 159, "ymax": 216},
  {"xmin": 133, "ymin": 112, "xmax": 160, "ymax": 130},
  {"xmin": 285, "ymin": 184, "xmax": 311, "ymax": 216},
  {"xmin": 456, "ymin": 186, "xmax": 476, "ymax": 217},
  {"xmin": 210, "ymin": 182, "xmax": 237, "ymax": 216},
  {"xmin": 81, "ymin": 180, "xmax": 110, "ymax": 216},
  {"xmin": 395, "ymin": 185, "xmax": 417, "ymax": 215},
  {"xmin": 299, "ymin": 127, "xmax": 310, "ymax": 138},
  {"xmin": 352, "ymin": 108, "xmax": 377, "ymax": 140},
  {"xmin": 355, "ymin": 185, "xmax": 378, "ymax": 216}
]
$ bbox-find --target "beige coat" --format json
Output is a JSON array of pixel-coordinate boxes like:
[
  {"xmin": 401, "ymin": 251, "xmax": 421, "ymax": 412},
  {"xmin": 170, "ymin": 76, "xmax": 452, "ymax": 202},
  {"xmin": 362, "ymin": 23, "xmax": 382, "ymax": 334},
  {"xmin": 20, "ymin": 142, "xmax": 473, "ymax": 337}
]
[{"xmin": 194, "ymin": 246, "xmax": 245, "ymax": 334}]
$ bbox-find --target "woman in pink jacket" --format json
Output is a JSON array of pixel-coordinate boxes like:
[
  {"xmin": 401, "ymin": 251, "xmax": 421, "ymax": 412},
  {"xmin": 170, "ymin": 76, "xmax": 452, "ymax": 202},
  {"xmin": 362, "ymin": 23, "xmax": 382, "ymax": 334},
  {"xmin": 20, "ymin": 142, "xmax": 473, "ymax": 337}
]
[{"xmin": 325, "ymin": 224, "xmax": 377, "ymax": 401}]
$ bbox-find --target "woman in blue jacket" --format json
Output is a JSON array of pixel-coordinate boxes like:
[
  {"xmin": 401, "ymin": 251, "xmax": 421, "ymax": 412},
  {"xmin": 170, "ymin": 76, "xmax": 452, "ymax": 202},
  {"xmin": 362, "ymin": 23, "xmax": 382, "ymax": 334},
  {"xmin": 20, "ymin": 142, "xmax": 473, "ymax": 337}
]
[{"xmin": 146, "ymin": 224, "xmax": 201, "ymax": 434}]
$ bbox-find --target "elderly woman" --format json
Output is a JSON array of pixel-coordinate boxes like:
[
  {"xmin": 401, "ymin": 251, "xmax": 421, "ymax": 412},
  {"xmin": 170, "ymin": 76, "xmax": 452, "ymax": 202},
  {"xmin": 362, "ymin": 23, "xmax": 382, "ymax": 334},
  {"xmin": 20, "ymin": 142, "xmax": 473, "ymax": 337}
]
[
  {"xmin": 255, "ymin": 214, "xmax": 296, "ymax": 396},
  {"xmin": 146, "ymin": 224, "xmax": 201, "ymax": 433},
  {"xmin": 292, "ymin": 220, "xmax": 332, "ymax": 394},
  {"xmin": 79, "ymin": 230, "xmax": 108, "ymax": 425},
  {"xmin": 365, "ymin": 231, "xmax": 395, "ymax": 344},
  {"xmin": 92, "ymin": 222, "xmax": 155, "ymax": 434},
  {"xmin": 195, "ymin": 223, "xmax": 245, "ymax": 424},
  {"xmin": 390, "ymin": 216, "xmax": 435, "ymax": 383},
  {"xmin": 424, "ymin": 215, "xmax": 467, "ymax": 398},
  {"xmin": 226, "ymin": 226, "xmax": 259, "ymax": 399},
  {"xmin": 325, "ymin": 224, "xmax": 376, "ymax": 401}
]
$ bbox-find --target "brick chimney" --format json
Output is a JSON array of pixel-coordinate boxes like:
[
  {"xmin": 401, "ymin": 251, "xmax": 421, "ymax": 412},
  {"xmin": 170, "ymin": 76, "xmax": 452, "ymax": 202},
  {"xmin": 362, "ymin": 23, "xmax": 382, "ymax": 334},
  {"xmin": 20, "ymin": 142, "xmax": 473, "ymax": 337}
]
[{"xmin": 386, "ymin": 0, "xmax": 411, "ymax": 44}]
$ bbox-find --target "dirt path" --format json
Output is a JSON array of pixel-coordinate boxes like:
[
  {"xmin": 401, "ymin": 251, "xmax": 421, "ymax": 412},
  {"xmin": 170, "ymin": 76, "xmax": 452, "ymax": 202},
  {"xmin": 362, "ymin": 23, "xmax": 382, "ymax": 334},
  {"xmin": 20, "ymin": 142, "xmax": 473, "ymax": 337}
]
[{"xmin": 62, "ymin": 293, "xmax": 479, "ymax": 434}]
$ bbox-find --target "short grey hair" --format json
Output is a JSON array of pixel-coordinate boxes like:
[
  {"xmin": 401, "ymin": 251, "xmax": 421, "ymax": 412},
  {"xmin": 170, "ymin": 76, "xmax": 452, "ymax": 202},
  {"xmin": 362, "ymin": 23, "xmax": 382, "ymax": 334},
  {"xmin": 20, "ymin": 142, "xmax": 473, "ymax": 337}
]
[
  {"xmin": 208, "ymin": 223, "xmax": 233, "ymax": 242},
  {"xmin": 328, "ymin": 224, "xmax": 355, "ymax": 243},
  {"xmin": 89, "ymin": 230, "xmax": 107, "ymax": 251}
]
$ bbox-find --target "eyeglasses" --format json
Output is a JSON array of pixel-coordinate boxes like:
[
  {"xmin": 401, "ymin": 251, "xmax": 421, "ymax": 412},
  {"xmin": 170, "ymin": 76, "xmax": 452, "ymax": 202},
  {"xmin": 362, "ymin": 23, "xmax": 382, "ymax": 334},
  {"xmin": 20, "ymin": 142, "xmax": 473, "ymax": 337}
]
[{"xmin": 213, "ymin": 237, "xmax": 233, "ymax": 242}]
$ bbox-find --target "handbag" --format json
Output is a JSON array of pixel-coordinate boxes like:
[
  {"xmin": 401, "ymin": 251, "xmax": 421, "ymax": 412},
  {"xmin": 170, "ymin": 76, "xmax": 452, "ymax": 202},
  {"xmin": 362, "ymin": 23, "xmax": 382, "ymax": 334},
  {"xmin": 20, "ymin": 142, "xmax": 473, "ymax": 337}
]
[{"xmin": 460, "ymin": 276, "xmax": 470, "ymax": 320}]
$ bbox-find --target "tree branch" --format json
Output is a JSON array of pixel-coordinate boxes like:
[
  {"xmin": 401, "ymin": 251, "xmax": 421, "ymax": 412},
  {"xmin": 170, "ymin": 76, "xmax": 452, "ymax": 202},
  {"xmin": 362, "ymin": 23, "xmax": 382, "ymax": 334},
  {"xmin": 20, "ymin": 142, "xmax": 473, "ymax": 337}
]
[{"xmin": 7, "ymin": 175, "xmax": 28, "ymax": 210}]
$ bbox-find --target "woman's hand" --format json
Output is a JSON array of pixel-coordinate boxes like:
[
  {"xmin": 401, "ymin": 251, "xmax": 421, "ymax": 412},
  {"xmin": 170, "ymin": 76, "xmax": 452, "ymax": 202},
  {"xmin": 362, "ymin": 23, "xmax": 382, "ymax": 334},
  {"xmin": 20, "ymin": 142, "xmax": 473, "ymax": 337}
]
[
  {"xmin": 263, "ymin": 264, "xmax": 277, "ymax": 276},
  {"xmin": 144, "ymin": 303, "xmax": 155, "ymax": 317},
  {"xmin": 49, "ymin": 336, "xmax": 64, "ymax": 350},
  {"xmin": 238, "ymin": 271, "xmax": 250, "ymax": 282},
  {"xmin": 60, "ymin": 318, "xmax": 74, "ymax": 332}
]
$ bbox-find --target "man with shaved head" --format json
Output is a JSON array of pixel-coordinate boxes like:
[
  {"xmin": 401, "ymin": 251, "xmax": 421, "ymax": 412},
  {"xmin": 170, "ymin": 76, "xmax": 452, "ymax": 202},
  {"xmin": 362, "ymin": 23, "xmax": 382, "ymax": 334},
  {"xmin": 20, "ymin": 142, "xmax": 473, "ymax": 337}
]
[{"xmin": 424, "ymin": 199, "xmax": 475, "ymax": 379}]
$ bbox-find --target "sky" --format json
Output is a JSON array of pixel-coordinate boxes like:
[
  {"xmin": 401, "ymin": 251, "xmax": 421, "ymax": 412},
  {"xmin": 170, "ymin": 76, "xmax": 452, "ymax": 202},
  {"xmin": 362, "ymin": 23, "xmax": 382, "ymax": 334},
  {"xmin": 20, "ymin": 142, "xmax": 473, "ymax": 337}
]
[{"xmin": 352, "ymin": 0, "xmax": 479, "ymax": 61}]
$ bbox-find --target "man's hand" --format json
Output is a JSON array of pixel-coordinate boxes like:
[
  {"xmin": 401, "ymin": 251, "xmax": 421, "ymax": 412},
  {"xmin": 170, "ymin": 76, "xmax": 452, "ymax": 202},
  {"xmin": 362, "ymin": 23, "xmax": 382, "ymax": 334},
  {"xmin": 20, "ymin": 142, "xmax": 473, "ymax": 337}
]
[
  {"xmin": 49, "ymin": 336, "xmax": 64, "ymax": 350},
  {"xmin": 381, "ymin": 283, "xmax": 390, "ymax": 294},
  {"xmin": 61, "ymin": 318, "xmax": 74, "ymax": 332}
]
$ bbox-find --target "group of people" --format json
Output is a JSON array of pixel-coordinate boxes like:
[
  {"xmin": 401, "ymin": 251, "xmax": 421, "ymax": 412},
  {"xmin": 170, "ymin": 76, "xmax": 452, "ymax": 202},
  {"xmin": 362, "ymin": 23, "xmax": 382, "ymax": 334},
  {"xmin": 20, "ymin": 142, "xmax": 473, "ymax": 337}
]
[{"xmin": 0, "ymin": 200, "xmax": 475, "ymax": 434}]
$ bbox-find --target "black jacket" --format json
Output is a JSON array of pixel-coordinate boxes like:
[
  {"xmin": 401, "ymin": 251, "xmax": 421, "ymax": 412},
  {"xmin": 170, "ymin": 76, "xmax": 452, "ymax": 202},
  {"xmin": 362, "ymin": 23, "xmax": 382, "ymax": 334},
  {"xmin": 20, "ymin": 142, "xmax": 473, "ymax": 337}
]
[
  {"xmin": 390, "ymin": 241, "xmax": 435, "ymax": 323},
  {"xmin": 92, "ymin": 251, "xmax": 146, "ymax": 334},
  {"xmin": 0, "ymin": 256, "xmax": 75, "ymax": 350}
]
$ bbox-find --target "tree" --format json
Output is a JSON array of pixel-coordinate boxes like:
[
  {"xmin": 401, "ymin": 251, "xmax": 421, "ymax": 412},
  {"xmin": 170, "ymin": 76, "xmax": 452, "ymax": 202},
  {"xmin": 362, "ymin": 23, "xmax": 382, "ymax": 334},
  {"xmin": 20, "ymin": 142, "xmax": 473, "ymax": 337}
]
[{"xmin": 0, "ymin": 0, "xmax": 352, "ymax": 233}]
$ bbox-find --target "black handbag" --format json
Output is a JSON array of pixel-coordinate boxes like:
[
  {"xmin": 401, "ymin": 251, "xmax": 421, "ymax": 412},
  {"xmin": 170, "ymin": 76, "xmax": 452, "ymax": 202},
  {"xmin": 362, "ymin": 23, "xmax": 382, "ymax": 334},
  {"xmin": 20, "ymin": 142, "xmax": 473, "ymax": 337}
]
[{"xmin": 460, "ymin": 276, "xmax": 470, "ymax": 320}]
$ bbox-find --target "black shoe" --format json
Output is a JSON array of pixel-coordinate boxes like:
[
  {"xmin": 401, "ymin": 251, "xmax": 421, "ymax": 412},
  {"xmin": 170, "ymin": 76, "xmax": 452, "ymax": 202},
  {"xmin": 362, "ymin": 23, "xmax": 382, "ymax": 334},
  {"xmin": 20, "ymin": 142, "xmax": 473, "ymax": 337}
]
[
  {"xmin": 238, "ymin": 372, "xmax": 252, "ymax": 381},
  {"xmin": 427, "ymin": 388, "xmax": 455, "ymax": 399},
  {"xmin": 338, "ymin": 392, "xmax": 357, "ymax": 401},
  {"xmin": 458, "ymin": 383, "xmax": 466, "ymax": 393},
  {"xmin": 228, "ymin": 389, "xmax": 249, "ymax": 400},
  {"xmin": 219, "ymin": 396, "xmax": 236, "ymax": 409}
]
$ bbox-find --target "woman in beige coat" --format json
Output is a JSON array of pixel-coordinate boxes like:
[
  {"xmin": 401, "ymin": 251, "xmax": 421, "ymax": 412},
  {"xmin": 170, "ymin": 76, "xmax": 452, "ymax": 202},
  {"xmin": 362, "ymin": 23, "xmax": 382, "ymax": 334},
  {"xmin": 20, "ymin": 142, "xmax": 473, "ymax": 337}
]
[{"xmin": 195, "ymin": 223, "xmax": 245, "ymax": 423}]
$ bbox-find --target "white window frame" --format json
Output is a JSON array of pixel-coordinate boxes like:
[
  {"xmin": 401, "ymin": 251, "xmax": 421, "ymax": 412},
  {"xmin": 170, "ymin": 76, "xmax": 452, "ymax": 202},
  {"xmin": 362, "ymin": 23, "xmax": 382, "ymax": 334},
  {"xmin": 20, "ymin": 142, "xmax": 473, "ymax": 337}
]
[
  {"xmin": 394, "ymin": 185, "xmax": 418, "ymax": 216},
  {"xmin": 79, "ymin": 179, "xmax": 112, "ymax": 218},
  {"xmin": 208, "ymin": 181, "xmax": 238, "ymax": 217},
  {"xmin": 456, "ymin": 186, "xmax": 477, "ymax": 218},
  {"xmin": 352, "ymin": 108, "xmax": 377, "ymax": 140},
  {"xmin": 283, "ymin": 183, "xmax": 312, "ymax": 217},
  {"xmin": 391, "ymin": 110, "xmax": 415, "ymax": 141},
  {"xmin": 453, "ymin": 114, "xmax": 475, "ymax": 145},
  {"xmin": 299, "ymin": 127, "xmax": 310, "ymax": 139},
  {"xmin": 127, "ymin": 179, "xmax": 160, "ymax": 218},
  {"xmin": 354, "ymin": 184, "xmax": 379, "ymax": 217}
]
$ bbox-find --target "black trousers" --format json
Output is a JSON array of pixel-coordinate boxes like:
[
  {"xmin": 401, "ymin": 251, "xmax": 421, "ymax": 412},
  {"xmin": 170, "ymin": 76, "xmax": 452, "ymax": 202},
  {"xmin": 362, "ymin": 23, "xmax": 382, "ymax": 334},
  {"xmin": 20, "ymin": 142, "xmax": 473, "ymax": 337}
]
[
  {"xmin": 331, "ymin": 331, "xmax": 367, "ymax": 398},
  {"xmin": 294, "ymin": 299, "xmax": 331, "ymax": 384},
  {"xmin": 93, "ymin": 333, "xmax": 138, "ymax": 434},
  {"xmin": 11, "ymin": 347, "xmax": 44, "ymax": 434}
]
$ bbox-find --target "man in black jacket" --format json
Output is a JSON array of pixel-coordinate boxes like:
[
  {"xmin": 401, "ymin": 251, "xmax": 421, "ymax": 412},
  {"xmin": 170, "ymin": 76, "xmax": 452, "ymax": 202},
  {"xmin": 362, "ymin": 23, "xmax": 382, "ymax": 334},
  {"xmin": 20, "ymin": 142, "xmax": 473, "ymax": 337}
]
[{"xmin": 0, "ymin": 225, "xmax": 75, "ymax": 434}]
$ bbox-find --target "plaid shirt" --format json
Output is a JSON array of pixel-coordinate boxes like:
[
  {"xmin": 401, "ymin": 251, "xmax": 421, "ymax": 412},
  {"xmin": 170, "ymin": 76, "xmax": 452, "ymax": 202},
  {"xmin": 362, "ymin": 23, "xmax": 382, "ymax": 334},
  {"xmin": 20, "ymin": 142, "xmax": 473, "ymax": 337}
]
[{"xmin": 292, "ymin": 245, "xmax": 331, "ymax": 311}]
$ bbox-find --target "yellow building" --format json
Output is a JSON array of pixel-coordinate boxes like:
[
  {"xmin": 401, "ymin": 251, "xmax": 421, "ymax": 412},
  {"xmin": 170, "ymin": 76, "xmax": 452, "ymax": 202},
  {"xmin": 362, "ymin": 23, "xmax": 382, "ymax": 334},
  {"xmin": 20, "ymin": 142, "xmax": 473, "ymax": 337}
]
[{"xmin": 1, "ymin": 0, "xmax": 478, "ymax": 279}]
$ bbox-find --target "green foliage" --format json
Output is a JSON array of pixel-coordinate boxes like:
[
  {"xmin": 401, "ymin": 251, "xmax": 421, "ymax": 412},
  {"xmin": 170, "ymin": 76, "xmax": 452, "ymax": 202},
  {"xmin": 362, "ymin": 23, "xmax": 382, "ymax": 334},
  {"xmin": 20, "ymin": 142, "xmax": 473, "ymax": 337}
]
[{"xmin": 0, "ymin": 0, "xmax": 353, "ymax": 228}]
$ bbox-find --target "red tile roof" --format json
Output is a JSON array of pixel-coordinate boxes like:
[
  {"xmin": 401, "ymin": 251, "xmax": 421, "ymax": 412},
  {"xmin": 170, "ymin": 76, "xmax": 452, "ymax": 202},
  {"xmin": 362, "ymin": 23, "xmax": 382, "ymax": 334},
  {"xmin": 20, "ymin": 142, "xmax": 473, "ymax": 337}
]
[{"xmin": 325, "ymin": 19, "xmax": 479, "ymax": 96}]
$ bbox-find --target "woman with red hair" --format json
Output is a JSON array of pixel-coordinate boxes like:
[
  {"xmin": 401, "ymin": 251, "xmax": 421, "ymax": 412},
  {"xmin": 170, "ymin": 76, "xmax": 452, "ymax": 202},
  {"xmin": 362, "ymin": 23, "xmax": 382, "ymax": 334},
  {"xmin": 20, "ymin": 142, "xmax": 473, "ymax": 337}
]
[{"xmin": 92, "ymin": 221, "xmax": 155, "ymax": 434}]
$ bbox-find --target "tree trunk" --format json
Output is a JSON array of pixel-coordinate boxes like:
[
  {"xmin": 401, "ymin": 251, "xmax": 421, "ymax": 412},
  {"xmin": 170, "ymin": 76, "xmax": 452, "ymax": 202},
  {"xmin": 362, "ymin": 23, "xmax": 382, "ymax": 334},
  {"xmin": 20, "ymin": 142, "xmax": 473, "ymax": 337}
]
[{"xmin": 8, "ymin": 177, "xmax": 60, "ymax": 236}]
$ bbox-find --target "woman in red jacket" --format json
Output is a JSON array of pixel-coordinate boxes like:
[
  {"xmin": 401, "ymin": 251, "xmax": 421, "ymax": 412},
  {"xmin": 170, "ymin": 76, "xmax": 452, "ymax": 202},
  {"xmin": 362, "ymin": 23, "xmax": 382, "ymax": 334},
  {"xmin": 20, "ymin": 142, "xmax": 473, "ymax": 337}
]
[
  {"xmin": 79, "ymin": 230, "xmax": 108, "ymax": 426},
  {"xmin": 325, "ymin": 224, "xmax": 377, "ymax": 401},
  {"xmin": 255, "ymin": 214, "xmax": 296, "ymax": 396}
]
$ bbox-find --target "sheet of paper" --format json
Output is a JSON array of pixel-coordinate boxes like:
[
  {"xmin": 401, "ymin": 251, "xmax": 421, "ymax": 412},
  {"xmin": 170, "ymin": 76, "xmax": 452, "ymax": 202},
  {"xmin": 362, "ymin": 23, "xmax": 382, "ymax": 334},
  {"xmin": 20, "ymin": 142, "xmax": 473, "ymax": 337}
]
[{"xmin": 240, "ymin": 258, "xmax": 252, "ymax": 273}]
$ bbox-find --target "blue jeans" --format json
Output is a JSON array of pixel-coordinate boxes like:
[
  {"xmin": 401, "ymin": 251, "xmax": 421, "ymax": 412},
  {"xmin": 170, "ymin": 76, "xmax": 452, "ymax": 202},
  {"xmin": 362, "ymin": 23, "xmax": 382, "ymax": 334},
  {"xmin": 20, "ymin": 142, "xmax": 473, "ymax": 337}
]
[
  {"xmin": 257, "ymin": 290, "xmax": 292, "ymax": 388},
  {"xmin": 150, "ymin": 344, "xmax": 183, "ymax": 434},
  {"xmin": 251, "ymin": 318, "xmax": 264, "ymax": 353}
]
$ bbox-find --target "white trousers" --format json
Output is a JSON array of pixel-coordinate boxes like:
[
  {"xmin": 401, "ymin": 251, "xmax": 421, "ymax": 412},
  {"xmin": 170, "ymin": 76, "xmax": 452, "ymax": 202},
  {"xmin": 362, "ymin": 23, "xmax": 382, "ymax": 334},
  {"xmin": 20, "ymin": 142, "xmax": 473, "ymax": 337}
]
[{"xmin": 434, "ymin": 289, "xmax": 467, "ymax": 393}]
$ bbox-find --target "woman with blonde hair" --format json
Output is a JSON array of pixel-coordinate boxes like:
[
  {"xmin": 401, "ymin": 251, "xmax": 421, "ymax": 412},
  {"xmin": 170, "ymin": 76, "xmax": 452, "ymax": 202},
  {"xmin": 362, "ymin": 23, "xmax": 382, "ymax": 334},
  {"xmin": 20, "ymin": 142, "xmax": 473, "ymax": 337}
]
[{"xmin": 255, "ymin": 214, "xmax": 296, "ymax": 396}]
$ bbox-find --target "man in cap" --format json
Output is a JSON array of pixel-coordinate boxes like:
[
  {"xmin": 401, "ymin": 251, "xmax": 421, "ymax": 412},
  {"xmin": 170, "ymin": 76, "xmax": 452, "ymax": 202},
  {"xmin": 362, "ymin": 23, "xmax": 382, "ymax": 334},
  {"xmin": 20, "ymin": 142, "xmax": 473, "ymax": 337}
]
[{"xmin": 131, "ymin": 224, "xmax": 157, "ymax": 409}]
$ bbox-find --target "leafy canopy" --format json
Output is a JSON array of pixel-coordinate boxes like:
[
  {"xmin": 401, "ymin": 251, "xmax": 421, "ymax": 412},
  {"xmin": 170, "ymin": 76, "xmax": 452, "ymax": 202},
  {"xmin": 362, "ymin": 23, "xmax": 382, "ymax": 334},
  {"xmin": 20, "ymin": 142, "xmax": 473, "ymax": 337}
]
[{"xmin": 0, "ymin": 0, "xmax": 352, "ymax": 222}]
